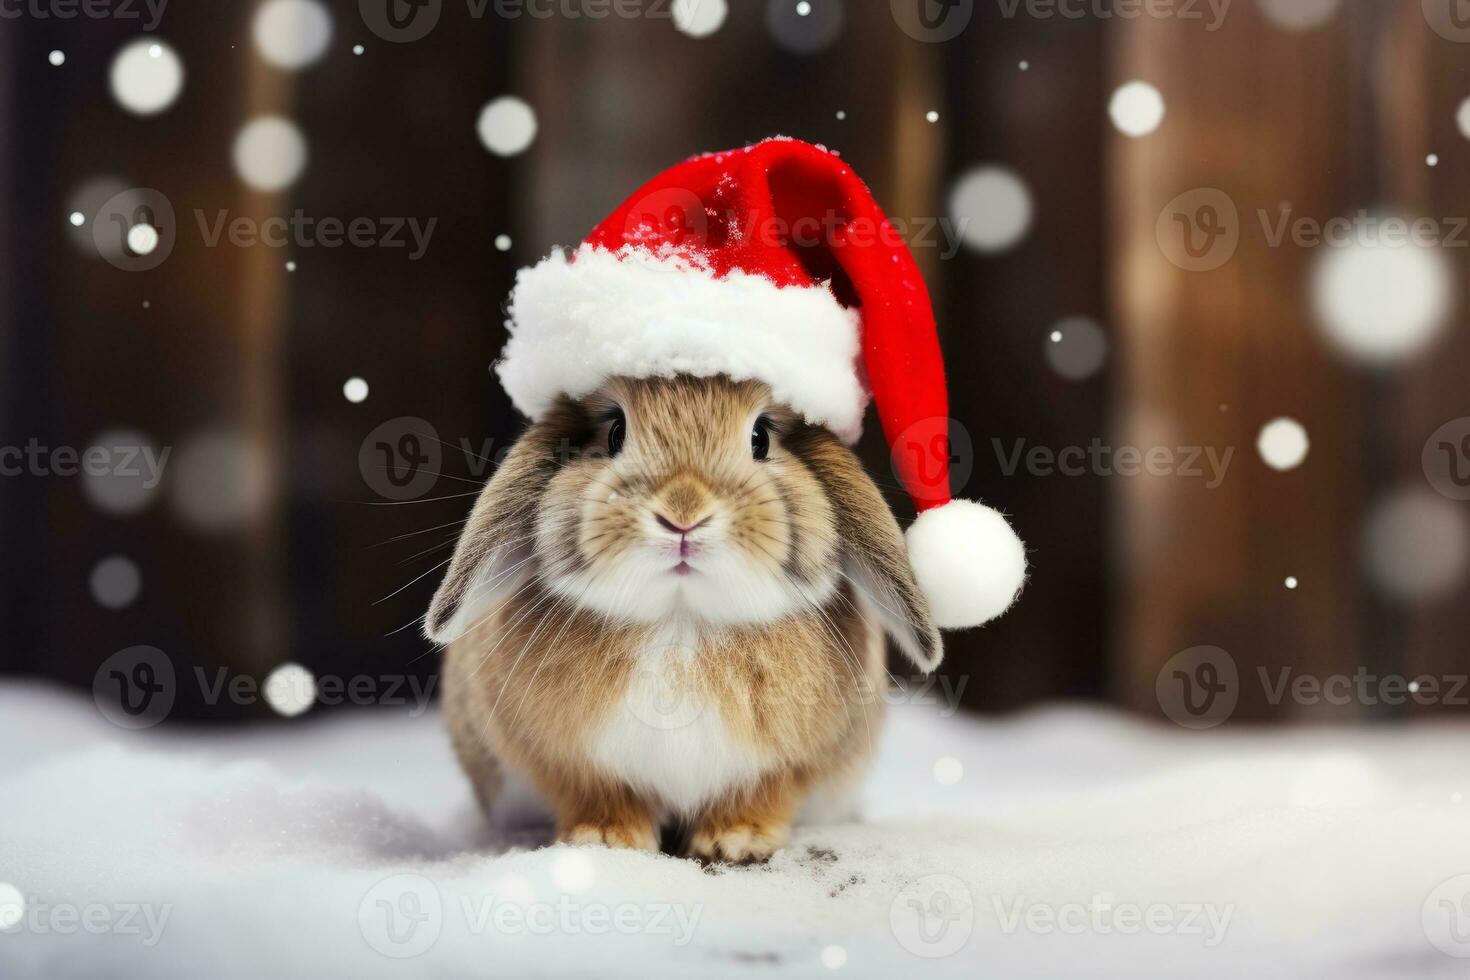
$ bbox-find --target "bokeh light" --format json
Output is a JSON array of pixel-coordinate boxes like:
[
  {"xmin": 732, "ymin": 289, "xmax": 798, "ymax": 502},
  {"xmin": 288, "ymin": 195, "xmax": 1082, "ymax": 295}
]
[
  {"xmin": 933, "ymin": 756, "xmax": 964, "ymax": 785},
  {"xmin": 64, "ymin": 176, "xmax": 130, "ymax": 258},
  {"xmin": 821, "ymin": 945, "xmax": 847, "ymax": 969},
  {"xmin": 264, "ymin": 663, "xmax": 318, "ymax": 717},
  {"xmin": 233, "ymin": 116, "xmax": 309, "ymax": 192},
  {"xmin": 673, "ymin": 0, "xmax": 727, "ymax": 37},
  {"xmin": 253, "ymin": 0, "xmax": 335, "ymax": 70},
  {"xmin": 0, "ymin": 883, "xmax": 24, "ymax": 930},
  {"xmin": 1046, "ymin": 317, "xmax": 1108, "ymax": 381},
  {"xmin": 1108, "ymin": 81, "xmax": 1165, "ymax": 137},
  {"xmin": 126, "ymin": 223, "xmax": 160, "ymax": 256},
  {"xmin": 551, "ymin": 850, "xmax": 596, "ymax": 893},
  {"xmin": 343, "ymin": 377, "xmax": 369, "ymax": 403},
  {"xmin": 476, "ymin": 97, "xmax": 538, "ymax": 157},
  {"xmin": 169, "ymin": 429, "xmax": 271, "ymax": 531},
  {"xmin": 949, "ymin": 166, "xmax": 1033, "ymax": 254},
  {"xmin": 1363, "ymin": 489, "xmax": 1469, "ymax": 601},
  {"xmin": 1257, "ymin": 418, "xmax": 1310, "ymax": 471},
  {"xmin": 90, "ymin": 556, "xmax": 142, "ymax": 610},
  {"xmin": 82, "ymin": 428, "xmax": 164, "ymax": 516},
  {"xmin": 1310, "ymin": 236, "xmax": 1453, "ymax": 365},
  {"xmin": 766, "ymin": 0, "xmax": 843, "ymax": 54},
  {"xmin": 109, "ymin": 39, "xmax": 184, "ymax": 116}
]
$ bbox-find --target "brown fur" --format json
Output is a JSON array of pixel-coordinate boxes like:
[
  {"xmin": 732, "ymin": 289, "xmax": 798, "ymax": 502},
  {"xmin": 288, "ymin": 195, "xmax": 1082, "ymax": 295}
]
[{"xmin": 433, "ymin": 376, "xmax": 937, "ymax": 863}]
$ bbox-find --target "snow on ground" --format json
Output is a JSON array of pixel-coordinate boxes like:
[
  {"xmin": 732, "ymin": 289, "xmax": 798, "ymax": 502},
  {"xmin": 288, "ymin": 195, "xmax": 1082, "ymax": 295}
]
[{"xmin": 3, "ymin": 679, "xmax": 1470, "ymax": 978}]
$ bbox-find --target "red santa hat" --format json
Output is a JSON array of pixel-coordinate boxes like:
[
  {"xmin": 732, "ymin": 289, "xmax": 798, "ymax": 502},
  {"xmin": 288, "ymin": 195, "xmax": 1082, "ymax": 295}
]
[{"xmin": 496, "ymin": 137, "xmax": 1026, "ymax": 629}]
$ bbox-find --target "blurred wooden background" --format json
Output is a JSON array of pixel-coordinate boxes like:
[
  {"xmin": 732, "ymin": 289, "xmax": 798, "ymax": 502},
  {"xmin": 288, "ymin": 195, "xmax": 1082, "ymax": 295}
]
[{"xmin": 1, "ymin": 0, "xmax": 1466, "ymax": 722}]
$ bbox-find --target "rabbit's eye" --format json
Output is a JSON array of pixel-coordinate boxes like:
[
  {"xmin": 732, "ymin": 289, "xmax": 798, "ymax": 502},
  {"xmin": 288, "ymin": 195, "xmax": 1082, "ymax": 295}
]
[
  {"xmin": 607, "ymin": 414, "xmax": 626, "ymax": 457},
  {"xmin": 751, "ymin": 417, "xmax": 771, "ymax": 461}
]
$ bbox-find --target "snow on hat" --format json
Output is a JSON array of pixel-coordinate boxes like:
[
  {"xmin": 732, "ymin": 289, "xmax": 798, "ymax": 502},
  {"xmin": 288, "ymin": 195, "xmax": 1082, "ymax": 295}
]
[{"xmin": 496, "ymin": 137, "xmax": 1026, "ymax": 629}]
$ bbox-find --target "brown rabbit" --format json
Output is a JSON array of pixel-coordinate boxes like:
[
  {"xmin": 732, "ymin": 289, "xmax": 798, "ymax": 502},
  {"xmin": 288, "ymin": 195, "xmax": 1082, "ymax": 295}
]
[
  {"xmin": 428, "ymin": 375, "xmax": 943, "ymax": 863},
  {"xmin": 426, "ymin": 138, "xmax": 1026, "ymax": 861}
]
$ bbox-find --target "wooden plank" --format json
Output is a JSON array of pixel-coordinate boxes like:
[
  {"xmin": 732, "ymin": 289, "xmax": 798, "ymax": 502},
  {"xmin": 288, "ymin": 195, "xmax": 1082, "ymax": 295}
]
[{"xmin": 1110, "ymin": 2, "xmax": 1372, "ymax": 721}]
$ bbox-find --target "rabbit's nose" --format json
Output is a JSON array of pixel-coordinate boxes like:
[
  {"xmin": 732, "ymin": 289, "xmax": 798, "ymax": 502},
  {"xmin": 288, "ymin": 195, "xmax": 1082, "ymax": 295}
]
[
  {"xmin": 654, "ymin": 513, "xmax": 711, "ymax": 536},
  {"xmin": 655, "ymin": 474, "xmax": 715, "ymax": 529}
]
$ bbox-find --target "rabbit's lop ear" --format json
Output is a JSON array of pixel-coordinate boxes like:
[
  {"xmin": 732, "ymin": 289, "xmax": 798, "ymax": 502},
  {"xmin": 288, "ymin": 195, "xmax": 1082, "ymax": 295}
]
[
  {"xmin": 424, "ymin": 423, "xmax": 559, "ymax": 645},
  {"xmin": 797, "ymin": 432, "xmax": 944, "ymax": 673}
]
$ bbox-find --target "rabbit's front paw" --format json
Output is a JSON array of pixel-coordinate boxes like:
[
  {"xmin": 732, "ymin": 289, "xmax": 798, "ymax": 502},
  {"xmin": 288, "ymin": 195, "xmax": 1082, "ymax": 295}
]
[
  {"xmin": 687, "ymin": 822, "xmax": 789, "ymax": 865},
  {"xmin": 558, "ymin": 821, "xmax": 660, "ymax": 852}
]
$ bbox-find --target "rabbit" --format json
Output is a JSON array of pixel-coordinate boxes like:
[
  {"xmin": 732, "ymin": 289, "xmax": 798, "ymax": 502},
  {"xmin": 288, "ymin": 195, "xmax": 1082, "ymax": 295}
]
[{"xmin": 426, "ymin": 373, "xmax": 944, "ymax": 863}]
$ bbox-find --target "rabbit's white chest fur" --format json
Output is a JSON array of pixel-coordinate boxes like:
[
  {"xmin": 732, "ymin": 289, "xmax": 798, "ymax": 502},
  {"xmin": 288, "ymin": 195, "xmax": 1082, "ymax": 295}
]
[{"xmin": 587, "ymin": 624, "xmax": 769, "ymax": 815}]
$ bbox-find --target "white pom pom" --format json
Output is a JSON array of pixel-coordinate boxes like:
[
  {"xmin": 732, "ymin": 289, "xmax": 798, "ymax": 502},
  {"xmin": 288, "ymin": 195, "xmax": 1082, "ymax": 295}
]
[{"xmin": 905, "ymin": 499, "xmax": 1026, "ymax": 629}]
